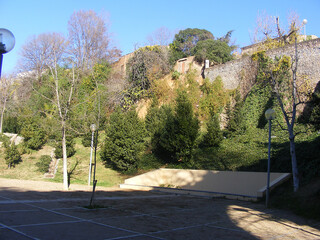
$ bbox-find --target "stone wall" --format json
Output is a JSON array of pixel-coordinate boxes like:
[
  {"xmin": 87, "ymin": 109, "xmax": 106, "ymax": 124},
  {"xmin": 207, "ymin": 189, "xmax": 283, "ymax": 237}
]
[
  {"xmin": 112, "ymin": 52, "xmax": 134, "ymax": 77},
  {"xmin": 204, "ymin": 38, "xmax": 320, "ymax": 95}
]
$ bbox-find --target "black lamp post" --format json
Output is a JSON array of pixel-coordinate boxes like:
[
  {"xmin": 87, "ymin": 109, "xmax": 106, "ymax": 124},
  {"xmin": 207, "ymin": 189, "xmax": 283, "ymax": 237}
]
[
  {"xmin": 265, "ymin": 108, "xmax": 276, "ymax": 208},
  {"xmin": 0, "ymin": 28, "xmax": 15, "ymax": 78}
]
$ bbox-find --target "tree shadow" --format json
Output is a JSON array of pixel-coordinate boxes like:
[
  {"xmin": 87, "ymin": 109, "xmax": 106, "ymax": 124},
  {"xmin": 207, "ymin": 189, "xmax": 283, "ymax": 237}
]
[
  {"xmin": 299, "ymin": 81, "xmax": 320, "ymax": 123},
  {"xmin": 0, "ymin": 183, "xmax": 319, "ymax": 239},
  {"xmin": 67, "ymin": 159, "xmax": 79, "ymax": 187}
]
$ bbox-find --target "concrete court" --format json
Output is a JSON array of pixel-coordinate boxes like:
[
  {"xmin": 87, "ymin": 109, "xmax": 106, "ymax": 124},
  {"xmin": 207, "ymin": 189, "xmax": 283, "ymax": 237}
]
[{"xmin": 0, "ymin": 179, "xmax": 319, "ymax": 240}]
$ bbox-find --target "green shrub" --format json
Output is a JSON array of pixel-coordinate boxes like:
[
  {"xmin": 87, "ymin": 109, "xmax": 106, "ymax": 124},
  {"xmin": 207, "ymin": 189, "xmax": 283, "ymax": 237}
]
[
  {"xmin": 227, "ymin": 84, "xmax": 278, "ymax": 133},
  {"xmin": 138, "ymin": 153, "xmax": 163, "ymax": 170},
  {"xmin": 100, "ymin": 108, "xmax": 147, "ymax": 173},
  {"xmin": 145, "ymin": 103, "xmax": 173, "ymax": 137},
  {"xmin": 5, "ymin": 144, "xmax": 22, "ymax": 168},
  {"xmin": 199, "ymin": 77, "xmax": 229, "ymax": 118},
  {"xmin": 193, "ymin": 39, "xmax": 233, "ymax": 64},
  {"xmin": 36, "ymin": 155, "xmax": 52, "ymax": 173},
  {"xmin": 20, "ymin": 121, "xmax": 46, "ymax": 150},
  {"xmin": 0, "ymin": 134, "xmax": 10, "ymax": 142},
  {"xmin": 201, "ymin": 114, "xmax": 223, "ymax": 147},
  {"xmin": 81, "ymin": 131, "xmax": 98, "ymax": 147},
  {"xmin": 169, "ymin": 28, "xmax": 214, "ymax": 64},
  {"xmin": 123, "ymin": 45, "xmax": 171, "ymax": 109},
  {"xmin": 54, "ymin": 137, "xmax": 76, "ymax": 158},
  {"xmin": 3, "ymin": 116, "xmax": 20, "ymax": 133},
  {"xmin": 171, "ymin": 70, "xmax": 180, "ymax": 80},
  {"xmin": 310, "ymin": 91, "xmax": 320, "ymax": 130},
  {"xmin": 153, "ymin": 91, "xmax": 199, "ymax": 162}
]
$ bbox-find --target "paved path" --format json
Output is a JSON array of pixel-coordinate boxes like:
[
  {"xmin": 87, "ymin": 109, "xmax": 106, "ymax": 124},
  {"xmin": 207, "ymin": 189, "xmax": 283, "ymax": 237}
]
[{"xmin": 0, "ymin": 178, "xmax": 319, "ymax": 239}]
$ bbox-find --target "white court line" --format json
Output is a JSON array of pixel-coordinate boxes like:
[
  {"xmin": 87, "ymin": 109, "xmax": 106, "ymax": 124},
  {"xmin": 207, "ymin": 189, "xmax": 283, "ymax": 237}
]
[
  {"xmin": 0, "ymin": 192, "xmax": 220, "ymax": 240},
  {"xmin": 0, "ymin": 194, "xmax": 178, "ymax": 204},
  {"xmin": 0, "ymin": 209, "xmax": 41, "ymax": 213},
  {"xmin": 23, "ymin": 202, "xmax": 164, "ymax": 239},
  {"xmin": 0, "ymin": 195, "xmax": 15, "ymax": 200},
  {"xmin": 207, "ymin": 224, "xmax": 247, "ymax": 232},
  {"xmin": 151, "ymin": 220, "xmax": 222, "ymax": 234},
  {"xmin": 12, "ymin": 220, "xmax": 86, "ymax": 228},
  {"xmin": 101, "ymin": 205, "xmax": 168, "ymax": 220},
  {"xmin": 106, "ymin": 233, "xmax": 166, "ymax": 240},
  {"xmin": 0, "ymin": 222, "xmax": 38, "ymax": 240}
]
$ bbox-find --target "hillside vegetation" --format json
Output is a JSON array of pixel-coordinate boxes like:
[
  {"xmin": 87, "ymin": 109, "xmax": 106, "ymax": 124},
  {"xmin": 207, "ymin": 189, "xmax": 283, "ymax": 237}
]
[{"xmin": 0, "ymin": 12, "xmax": 319, "ymax": 219}]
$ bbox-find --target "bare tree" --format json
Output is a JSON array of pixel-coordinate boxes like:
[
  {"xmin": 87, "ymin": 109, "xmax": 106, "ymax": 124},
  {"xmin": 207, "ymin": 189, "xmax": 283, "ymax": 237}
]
[
  {"xmin": 19, "ymin": 33, "xmax": 65, "ymax": 82},
  {"xmin": 252, "ymin": 10, "xmax": 303, "ymax": 45},
  {"xmin": 19, "ymin": 31, "xmax": 77, "ymax": 190},
  {"xmin": 265, "ymin": 39, "xmax": 311, "ymax": 192},
  {"xmin": 68, "ymin": 10, "xmax": 120, "ymax": 71},
  {"xmin": 147, "ymin": 26, "xmax": 173, "ymax": 46},
  {"xmin": 50, "ymin": 65, "xmax": 78, "ymax": 190},
  {"xmin": 252, "ymin": 10, "xmax": 276, "ymax": 43},
  {"xmin": 0, "ymin": 74, "xmax": 16, "ymax": 133}
]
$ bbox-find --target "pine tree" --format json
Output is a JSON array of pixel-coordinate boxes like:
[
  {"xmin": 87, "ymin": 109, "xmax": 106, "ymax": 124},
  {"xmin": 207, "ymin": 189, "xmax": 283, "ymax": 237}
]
[
  {"xmin": 101, "ymin": 109, "xmax": 146, "ymax": 172},
  {"xmin": 156, "ymin": 91, "xmax": 199, "ymax": 162},
  {"xmin": 5, "ymin": 143, "xmax": 22, "ymax": 168},
  {"xmin": 202, "ymin": 114, "xmax": 223, "ymax": 147}
]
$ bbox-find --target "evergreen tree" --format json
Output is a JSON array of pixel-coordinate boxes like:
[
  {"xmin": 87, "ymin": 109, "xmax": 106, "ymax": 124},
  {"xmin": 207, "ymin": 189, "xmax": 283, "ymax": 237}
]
[
  {"xmin": 192, "ymin": 39, "xmax": 233, "ymax": 64},
  {"xmin": 36, "ymin": 155, "xmax": 52, "ymax": 173},
  {"xmin": 20, "ymin": 120, "xmax": 46, "ymax": 150},
  {"xmin": 202, "ymin": 114, "xmax": 223, "ymax": 147},
  {"xmin": 145, "ymin": 102, "xmax": 173, "ymax": 137},
  {"xmin": 154, "ymin": 91, "xmax": 199, "ymax": 162},
  {"xmin": 100, "ymin": 109, "xmax": 146, "ymax": 172},
  {"xmin": 54, "ymin": 136, "xmax": 76, "ymax": 158},
  {"xmin": 5, "ymin": 143, "xmax": 22, "ymax": 168}
]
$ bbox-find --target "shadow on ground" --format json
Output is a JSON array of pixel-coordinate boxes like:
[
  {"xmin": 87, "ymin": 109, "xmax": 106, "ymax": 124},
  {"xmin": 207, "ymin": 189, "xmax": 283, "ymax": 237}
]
[{"xmin": 0, "ymin": 182, "xmax": 319, "ymax": 240}]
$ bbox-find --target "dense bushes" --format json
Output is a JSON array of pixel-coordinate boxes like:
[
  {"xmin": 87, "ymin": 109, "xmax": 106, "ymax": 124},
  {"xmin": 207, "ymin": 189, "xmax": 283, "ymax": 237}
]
[
  {"xmin": 100, "ymin": 109, "xmax": 146, "ymax": 173},
  {"xmin": 82, "ymin": 130, "xmax": 98, "ymax": 147},
  {"xmin": 3, "ymin": 116, "xmax": 20, "ymax": 133},
  {"xmin": 145, "ymin": 102, "xmax": 173, "ymax": 138},
  {"xmin": 201, "ymin": 114, "xmax": 223, "ymax": 147},
  {"xmin": 122, "ymin": 45, "xmax": 171, "ymax": 109},
  {"xmin": 54, "ymin": 137, "xmax": 76, "ymax": 158},
  {"xmin": 169, "ymin": 28, "xmax": 214, "ymax": 64},
  {"xmin": 4, "ymin": 143, "xmax": 22, "ymax": 168},
  {"xmin": 20, "ymin": 120, "xmax": 46, "ymax": 150},
  {"xmin": 309, "ymin": 90, "xmax": 320, "ymax": 130},
  {"xmin": 199, "ymin": 77, "xmax": 229, "ymax": 118},
  {"xmin": 169, "ymin": 28, "xmax": 234, "ymax": 65},
  {"xmin": 152, "ymin": 91, "xmax": 199, "ymax": 163},
  {"xmin": 36, "ymin": 155, "xmax": 52, "ymax": 173},
  {"xmin": 193, "ymin": 39, "xmax": 233, "ymax": 64}
]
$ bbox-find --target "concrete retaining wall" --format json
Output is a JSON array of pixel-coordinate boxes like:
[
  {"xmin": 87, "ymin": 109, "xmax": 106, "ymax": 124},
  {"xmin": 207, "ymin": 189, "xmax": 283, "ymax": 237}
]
[{"xmin": 120, "ymin": 168, "xmax": 291, "ymax": 200}]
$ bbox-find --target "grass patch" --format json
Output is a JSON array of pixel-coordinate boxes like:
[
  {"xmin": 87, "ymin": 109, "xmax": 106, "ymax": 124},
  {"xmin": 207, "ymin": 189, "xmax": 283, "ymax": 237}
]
[
  {"xmin": 270, "ymin": 177, "xmax": 320, "ymax": 220},
  {"xmin": 0, "ymin": 137, "xmax": 125, "ymax": 188}
]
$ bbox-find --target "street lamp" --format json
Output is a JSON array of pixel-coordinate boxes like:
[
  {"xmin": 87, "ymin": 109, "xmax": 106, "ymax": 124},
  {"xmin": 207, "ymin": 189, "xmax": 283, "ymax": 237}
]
[
  {"xmin": 265, "ymin": 108, "xmax": 276, "ymax": 208},
  {"xmin": 88, "ymin": 124, "xmax": 97, "ymax": 186},
  {"xmin": 0, "ymin": 28, "xmax": 15, "ymax": 78},
  {"xmin": 302, "ymin": 19, "xmax": 308, "ymax": 41}
]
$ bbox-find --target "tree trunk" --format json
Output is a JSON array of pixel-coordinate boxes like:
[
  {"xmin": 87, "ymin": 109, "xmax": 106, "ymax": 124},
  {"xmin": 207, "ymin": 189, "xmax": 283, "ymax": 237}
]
[
  {"xmin": 289, "ymin": 129, "xmax": 299, "ymax": 192},
  {"xmin": 0, "ymin": 106, "xmax": 4, "ymax": 134},
  {"xmin": 0, "ymin": 94, "xmax": 7, "ymax": 134},
  {"xmin": 289, "ymin": 38, "xmax": 299, "ymax": 192},
  {"xmin": 62, "ymin": 121, "xmax": 68, "ymax": 190}
]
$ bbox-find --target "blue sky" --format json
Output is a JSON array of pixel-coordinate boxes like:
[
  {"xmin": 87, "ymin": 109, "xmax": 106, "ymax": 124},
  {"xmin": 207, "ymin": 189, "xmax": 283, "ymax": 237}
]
[{"xmin": 1, "ymin": 0, "xmax": 319, "ymax": 75}]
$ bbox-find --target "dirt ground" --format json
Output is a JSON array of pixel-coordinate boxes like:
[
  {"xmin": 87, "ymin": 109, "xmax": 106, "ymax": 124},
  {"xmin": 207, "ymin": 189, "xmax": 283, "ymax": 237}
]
[{"xmin": 0, "ymin": 178, "xmax": 319, "ymax": 240}]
